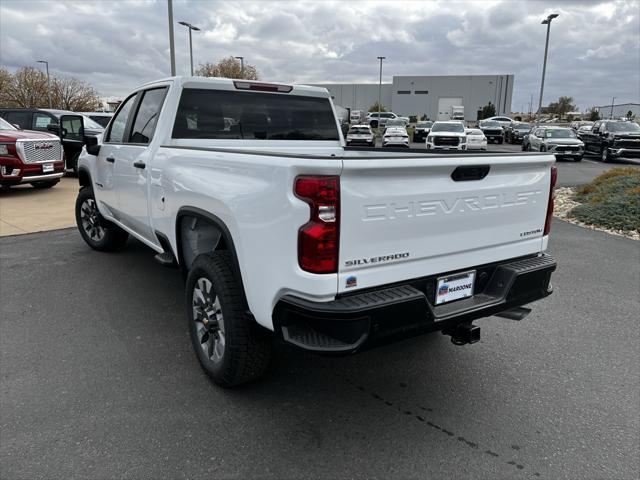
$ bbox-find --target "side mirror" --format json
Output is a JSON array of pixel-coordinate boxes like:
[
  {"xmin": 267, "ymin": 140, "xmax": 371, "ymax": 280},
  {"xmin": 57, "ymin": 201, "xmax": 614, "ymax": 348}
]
[
  {"xmin": 59, "ymin": 115, "xmax": 84, "ymax": 143},
  {"xmin": 47, "ymin": 123, "xmax": 60, "ymax": 134},
  {"xmin": 84, "ymin": 135, "xmax": 101, "ymax": 156}
]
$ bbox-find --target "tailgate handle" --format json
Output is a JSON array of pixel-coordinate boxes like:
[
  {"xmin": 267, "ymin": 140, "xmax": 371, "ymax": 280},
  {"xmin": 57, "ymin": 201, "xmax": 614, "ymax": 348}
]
[{"xmin": 451, "ymin": 165, "xmax": 490, "ymax": 181}]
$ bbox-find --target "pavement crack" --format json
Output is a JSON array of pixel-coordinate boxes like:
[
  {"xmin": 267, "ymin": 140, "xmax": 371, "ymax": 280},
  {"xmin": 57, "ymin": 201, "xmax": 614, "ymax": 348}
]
[{"xmin": 343, "ymin": 376, "xmax": 537, "ymax": 475}]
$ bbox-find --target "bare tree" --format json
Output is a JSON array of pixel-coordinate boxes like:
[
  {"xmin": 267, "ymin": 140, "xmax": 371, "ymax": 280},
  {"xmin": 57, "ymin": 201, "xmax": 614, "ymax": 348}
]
[
  {"xmin": 195, "ymin": 56, "xmax": 260, "ymax": 80},
  {"xmin": 0, "ymin": 67, "xmax": 48, "ymax": 108},
  {"xmin": 0, "ymin": 67, "xmax": 102, "ymax": 110},
  {"xmin": 52, "ymin": 76, "xmax": 102, "ymax": 111}
]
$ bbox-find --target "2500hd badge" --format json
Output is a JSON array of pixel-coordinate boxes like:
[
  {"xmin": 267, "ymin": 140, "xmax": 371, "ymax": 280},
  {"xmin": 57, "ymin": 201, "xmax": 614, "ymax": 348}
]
[{"xmin": 345, "ymin": 252, "xmax": 410, "ymax": 268}]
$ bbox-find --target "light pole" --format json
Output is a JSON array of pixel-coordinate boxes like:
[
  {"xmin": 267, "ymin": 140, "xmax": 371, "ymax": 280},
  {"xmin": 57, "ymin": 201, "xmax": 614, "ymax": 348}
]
[
  {"xmin": 610, "ymin": 97, "xmax": 616, "ymax": 119},
  {"xmin": 235, "ymin": 56, "xmax": 244, "ymax": 78},
  {"xmin": 377, "ymin": 56, "xmax": 385, "ymax": 134},
  {"xmin": 36, "ymin": 60, "xmax": 52, "ymax": 108},
  {"xmin": 178, "ymin": 21, "xmax": 201, "ymax": 76},
  {"xmin": 535, "ymin": 13, "xmax": 559, "ymax": 126},
  {"xmin": 168, "ymin": 0, "xmax": 176, "ymax": 75}
]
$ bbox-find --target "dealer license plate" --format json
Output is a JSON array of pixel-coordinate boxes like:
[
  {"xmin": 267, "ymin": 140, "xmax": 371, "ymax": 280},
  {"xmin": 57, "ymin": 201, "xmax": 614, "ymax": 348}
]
[
  {"xmin": 435, "ymin": 270, "xmax": 476, "ymax": 305},
  {"xmin": 42, "ymin": 163, "xmax": 54, "ymax": 173}
]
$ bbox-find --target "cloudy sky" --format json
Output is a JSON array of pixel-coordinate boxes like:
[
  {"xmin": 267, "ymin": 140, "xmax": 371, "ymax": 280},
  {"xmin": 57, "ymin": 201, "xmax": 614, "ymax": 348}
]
[{"xmin": 1, "ymin": 0, "xmax": 638, "ymax": 111}]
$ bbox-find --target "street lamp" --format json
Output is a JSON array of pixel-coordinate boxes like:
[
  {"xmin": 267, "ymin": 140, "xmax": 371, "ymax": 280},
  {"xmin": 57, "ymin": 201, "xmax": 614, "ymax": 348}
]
[
  {"xmin": 377, "ymin": 56, "xmax": 385, "ymax": 134},
  {"xmin": 535, "ymin": 13, "xmax": 559, "ymax": 126},
  {"xmin": 234, "ymin": 56, "xmax": 244, "ymax": 77},
  {"xmin": 610, "ymin": 97, "xmax": 616, "ymax": 119},
  {"xmin": 36, "ymin": 60, "xmax": 52, "ymax": 108},
  {"xmin": 178, "ymin": 21, "xmax": 201, "ymax": 76},
  {"xmin": 168, "ymin": 0, "xmax": 176, "ymax": 75}
]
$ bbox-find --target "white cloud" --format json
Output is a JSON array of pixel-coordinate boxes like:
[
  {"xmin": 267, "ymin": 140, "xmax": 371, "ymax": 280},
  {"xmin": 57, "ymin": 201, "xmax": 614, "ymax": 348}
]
[{"xmin": 0, "ymin": 0, "xmax": 638, "ymax": 111}]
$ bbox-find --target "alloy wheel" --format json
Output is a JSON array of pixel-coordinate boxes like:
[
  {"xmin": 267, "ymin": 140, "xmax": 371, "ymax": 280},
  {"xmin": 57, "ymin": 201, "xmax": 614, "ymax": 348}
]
[
  {"xmin": 192, "ymin": 277, "xmax": 226, "ymax": 364},
  {"xmin": 80, "ymin": 198, "xmax": 105, "ymax": 241}
]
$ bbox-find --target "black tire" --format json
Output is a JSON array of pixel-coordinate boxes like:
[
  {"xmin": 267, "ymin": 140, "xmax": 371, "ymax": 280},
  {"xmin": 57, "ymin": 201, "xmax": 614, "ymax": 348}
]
[
  {"xmin": 75, "ymin": 186, "xmax": 129, "ymax": 251},
  {"xmin": 186, "ymin": 252, "xmax": 272, "ymax": 387},
  {"xmin": 574, "ymin": 155, "xmax": 583, "ymax": 162},
  {"xmin": 31, "ymin": 180, "xmax": 59, "ymax": 189}
]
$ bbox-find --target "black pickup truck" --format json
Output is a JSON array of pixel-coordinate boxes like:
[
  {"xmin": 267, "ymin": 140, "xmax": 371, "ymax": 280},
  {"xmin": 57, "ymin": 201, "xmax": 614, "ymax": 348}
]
[
  {"xmin": 478, "ymin": 120, "xmax": 504, "ymax": 144},
  {"xmin": 581, "ymin": 120, "xmax": 640, "ymax": 162}
]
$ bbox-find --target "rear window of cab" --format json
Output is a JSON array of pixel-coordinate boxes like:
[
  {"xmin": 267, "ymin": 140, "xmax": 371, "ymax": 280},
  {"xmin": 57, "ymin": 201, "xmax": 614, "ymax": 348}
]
[{"xmin": 172, "ymin": 88, "xmax": 339, "ymax": 140}]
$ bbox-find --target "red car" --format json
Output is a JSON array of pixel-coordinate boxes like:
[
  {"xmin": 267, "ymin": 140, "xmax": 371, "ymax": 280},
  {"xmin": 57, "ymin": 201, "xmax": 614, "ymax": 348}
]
[{"xmin": 0, "ymin": 117, "xmax": 65, "ymax": 189}]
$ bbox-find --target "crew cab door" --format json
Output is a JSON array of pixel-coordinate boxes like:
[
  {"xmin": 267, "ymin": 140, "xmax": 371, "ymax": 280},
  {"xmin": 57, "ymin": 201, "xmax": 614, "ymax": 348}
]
[
  {"xmin": 583, "ymin": 121, "xmax": 601, "ymax": 152},
  {"xmin": 113, "ymin": 87, "xmax": 168, "ymax": 241},
  {"xmin": 95, "ymin": 92, "xmax": 138, "ymax": 218}
]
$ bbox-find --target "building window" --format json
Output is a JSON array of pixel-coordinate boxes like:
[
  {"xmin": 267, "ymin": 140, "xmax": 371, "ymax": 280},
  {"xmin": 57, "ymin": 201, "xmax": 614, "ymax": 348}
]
[
  {"xmin": 397, "ymin": 90, "xmax": 411, "ymax": 94},
  {"xmin": 415, "ymin": 90, "xmax": 429, "ymax": 94}
]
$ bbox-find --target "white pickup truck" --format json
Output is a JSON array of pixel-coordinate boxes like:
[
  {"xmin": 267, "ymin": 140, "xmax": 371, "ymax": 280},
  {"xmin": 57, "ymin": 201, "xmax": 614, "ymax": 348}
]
[{"xmin": 72, "ymin": 76, "xmax": 557, "ymax": 387}]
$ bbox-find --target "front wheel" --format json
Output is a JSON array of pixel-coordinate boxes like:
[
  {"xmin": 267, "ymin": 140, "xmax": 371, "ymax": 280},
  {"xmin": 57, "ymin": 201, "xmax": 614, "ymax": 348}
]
[
  {"xmin": 75, "ymin": 186, "xmax": 129, "ymax": 251},
  {"xmin": 186, "ymin": 252, "xmax": 272, "ymax": 387}
]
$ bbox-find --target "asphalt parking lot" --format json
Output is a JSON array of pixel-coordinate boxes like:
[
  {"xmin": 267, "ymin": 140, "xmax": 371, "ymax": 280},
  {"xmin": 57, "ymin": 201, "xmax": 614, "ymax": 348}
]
[{"xmin": 1, "ymin": 219, "xmax": 638, "ymax": 479}]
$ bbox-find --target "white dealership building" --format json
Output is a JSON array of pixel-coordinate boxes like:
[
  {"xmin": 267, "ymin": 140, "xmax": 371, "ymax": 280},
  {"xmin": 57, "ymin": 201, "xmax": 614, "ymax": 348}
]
[{"xmin": 309, "ymin": 74, "xmax": 514, "ymax": 121}]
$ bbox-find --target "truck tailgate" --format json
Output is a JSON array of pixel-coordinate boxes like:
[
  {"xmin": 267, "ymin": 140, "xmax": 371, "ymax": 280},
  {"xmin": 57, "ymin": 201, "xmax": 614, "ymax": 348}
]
[{"xmin": 338, "ymin": 153, "xmax": 555, "ymax": 293}]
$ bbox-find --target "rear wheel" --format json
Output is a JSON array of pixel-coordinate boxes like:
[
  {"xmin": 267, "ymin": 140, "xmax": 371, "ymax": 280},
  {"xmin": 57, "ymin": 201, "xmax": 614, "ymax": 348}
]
[
  {"xmin": 31, "ymin": 180, "xmax": 59, "ymax": 189},
  {"xmin": 75, "ymin": 186, "xmax": 129, "ymax": 251},
  {"xmin": 186, "ymin": 252, "xmax": 272, "ymax": 387}
]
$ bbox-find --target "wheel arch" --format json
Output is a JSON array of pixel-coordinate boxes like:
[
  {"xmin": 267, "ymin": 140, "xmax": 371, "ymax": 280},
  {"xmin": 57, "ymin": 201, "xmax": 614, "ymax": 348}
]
[
  {"xmin": 176, "ymin": 207, "xmax": 248, "ymax": 308},
  {"xmin": 78, "ymin": 166, "xmax": 91, "ymax": 188}
]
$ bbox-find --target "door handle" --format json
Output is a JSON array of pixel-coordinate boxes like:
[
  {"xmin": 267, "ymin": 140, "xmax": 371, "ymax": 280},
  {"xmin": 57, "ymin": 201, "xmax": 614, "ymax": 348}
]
[
  {"xmin": 105, "ymin": 156, "xmax": 115, "ymax": 163},
  {"xmin": 133, "ymin": 161, "xmax": 146, "ymax": 169}
]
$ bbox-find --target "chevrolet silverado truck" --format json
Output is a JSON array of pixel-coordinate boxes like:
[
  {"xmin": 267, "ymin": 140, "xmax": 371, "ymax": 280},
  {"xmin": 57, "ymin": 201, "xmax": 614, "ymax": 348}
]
[
  {"xmin": 72, "ymin": 76, "xmax": 557, "ymax": 387},
  {"xmin": 0, "ymin": 117, "xmax": 65, "ymax": 188},
  {"xmin": 580, "ymin": 119, "xmax": 640, "ymax": 162}
]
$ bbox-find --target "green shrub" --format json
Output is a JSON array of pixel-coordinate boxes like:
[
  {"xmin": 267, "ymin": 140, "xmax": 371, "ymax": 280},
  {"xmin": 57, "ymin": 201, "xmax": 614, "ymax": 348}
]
[{"xmin": 569, "ymin": 168, "xmax": 640, "ymax": 232}]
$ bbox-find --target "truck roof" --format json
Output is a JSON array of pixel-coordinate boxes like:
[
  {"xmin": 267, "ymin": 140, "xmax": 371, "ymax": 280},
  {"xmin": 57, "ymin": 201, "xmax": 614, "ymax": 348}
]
[{"xmin": 135, "ymin": 76, "xmax": 332, "ymax": 98}]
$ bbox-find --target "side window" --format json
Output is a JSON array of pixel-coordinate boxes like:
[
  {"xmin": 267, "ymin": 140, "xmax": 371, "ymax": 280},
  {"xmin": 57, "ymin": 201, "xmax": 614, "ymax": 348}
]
[
  {"xmin": 32, "ymin": 113, "xmax": 54, "ymax": 130},
  {"xmin": 5, "ymin": 111, "xmax": 32, "ymax": 129},
  {"xmin": 106, "ymin": 93, "xmax": 138, "ymax": 143},
  {"xmin": 129, "ymin": 88, "xmax": 168, "ymax": 144}
]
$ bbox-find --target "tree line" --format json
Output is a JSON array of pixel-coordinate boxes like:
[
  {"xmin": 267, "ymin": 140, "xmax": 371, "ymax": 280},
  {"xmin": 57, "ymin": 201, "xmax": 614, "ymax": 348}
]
[
  {"xmin": 0, "ymin": 57, "xmax": 260, "ymax": 112},
  {"xmin": 0, "ymin": 67, "xmax": 103, "ymax": 111}
]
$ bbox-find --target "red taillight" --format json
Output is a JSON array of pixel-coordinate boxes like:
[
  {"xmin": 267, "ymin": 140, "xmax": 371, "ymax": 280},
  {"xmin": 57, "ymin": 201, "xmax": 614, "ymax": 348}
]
[
  {"xmin": 295, "ymin": 175, "xmax": 340, "ymax": 274},
  {"xmin": 544, "ymin": 166, "xmax": 557, "ymax": 235}
]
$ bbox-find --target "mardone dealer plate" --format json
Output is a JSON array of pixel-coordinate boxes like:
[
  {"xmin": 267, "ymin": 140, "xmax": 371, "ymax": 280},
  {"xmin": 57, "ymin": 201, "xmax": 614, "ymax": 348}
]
[{"xmin": 435, "ymin": 270, "xmax": 476, "ymax": 305}]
